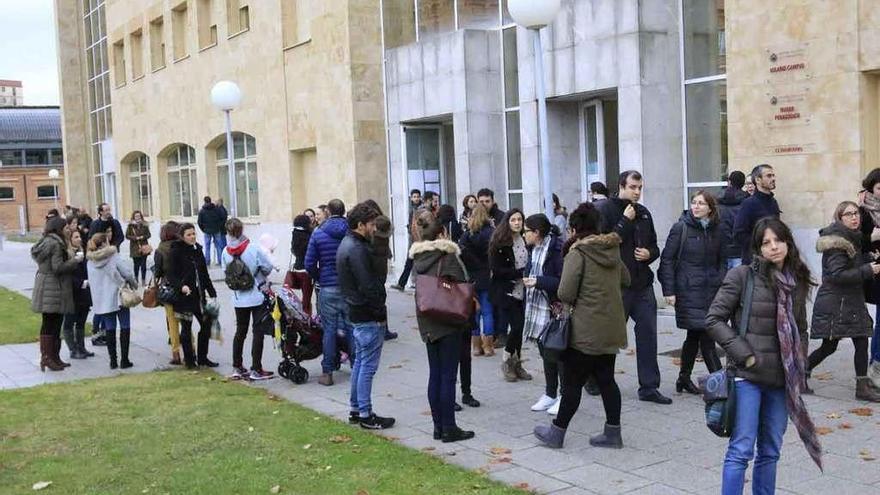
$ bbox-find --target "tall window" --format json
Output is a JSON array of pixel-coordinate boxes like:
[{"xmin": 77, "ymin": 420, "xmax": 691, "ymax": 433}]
[
  {"xmin": 197, "ymin": 0, "xmax": 217, "ymax": 48},
  {"xmin": 216, "ymin": 133, "xmax": 259, "ymax": 217},
  {"xmin": 128, "ymin": 153, "xmax": 152, "ymax": 217},
  {"xmin": 167, "ymin": 145, "xmax": 197, "ymax": 217},
  {"xmin": 282, "ymin": 0, "xmax": 312, "ymax": 47},
  {"xmin": 130, "ymin": 29, "xmax": 144, "ymax": 79},
  {"xmin": 172, "ymin": 2, "xmax": 189, "ymax": 60},
  {"xmin": 226, "ymin": 0, "xmax": 250, "ymax": 36},
  {"xmin": 501, "ymin": 25, "xmax": 522, "ymax": 210},
  {"xmin": 150, "ymin": 16, "xmax": 166, "ymax": 70},
  {"xmin": 680, "ymin": 0, "xmax": 727, "ymax": 202},
  {"xmin": 112, "ymin": 39, "xmax": 126, "ymax": 86},
  {"xmin": 382, "ymin": 0, "xmax": 504, "ymax": 47},
  {"xmin": 82, "ymin": 0, "xmax": 113, "ymax": 204}
]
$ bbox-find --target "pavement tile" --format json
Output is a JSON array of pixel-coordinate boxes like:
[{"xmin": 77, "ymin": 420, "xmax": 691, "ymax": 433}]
[
  {"xmin": 630, "ymin": 460, "xmax": 718, "ymax": 492},
  {"xmin": 488, "ymin": 466, "xmax": 572, "ymax": 494},
  {"xmin": 553, "ymin": 463, "xmax": 651, "ymax": 494}
]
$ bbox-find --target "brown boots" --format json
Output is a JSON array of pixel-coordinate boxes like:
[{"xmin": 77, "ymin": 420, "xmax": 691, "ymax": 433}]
[
  {"xmin": 481, "ymin": 336, "xmax": 495, "ymax": 356},
  {"xmin": 501, "ymin": 351, "xmax": 533, "ymax": 382},
  {"xmin": 471, "ymin": 336, "xmax": 496, "ymax": 357},
  {"xmin": 39, "ymin": 335, "xmax": 64, "ymax": 372},
  {"xmin": 471, "ymin": 336, "xmax": 484, "ymax": 356}
]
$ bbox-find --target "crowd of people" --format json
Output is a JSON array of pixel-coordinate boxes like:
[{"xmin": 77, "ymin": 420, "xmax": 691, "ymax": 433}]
[{"xmin": 28, "ymin": 165, "xmax": 880, "ymax": 494}]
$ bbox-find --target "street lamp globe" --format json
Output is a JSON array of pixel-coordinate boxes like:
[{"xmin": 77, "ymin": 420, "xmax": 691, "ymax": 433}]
[
  {"xmin": 210, "ymin": 80, "xmax": 242, "ymax": 111},
  {"xmin": 507, "ymin": 0, "xmax": 562, "ymax": 29},
  {"xmin": 48, "ymin": 168, "xmax": 60, "ymax": 180}
]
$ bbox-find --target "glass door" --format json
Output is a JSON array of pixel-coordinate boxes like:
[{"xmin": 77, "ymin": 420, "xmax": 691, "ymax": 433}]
[
  {"xmin": 579, "ymin": 100, "xmax": 605, "ymax": 202},
  {"xmin": 403, "ymin": 126, "xmax": 444, "ymax": 201}
]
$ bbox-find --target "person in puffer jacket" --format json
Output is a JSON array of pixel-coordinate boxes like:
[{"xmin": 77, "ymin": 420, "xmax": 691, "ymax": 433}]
[{"xmin": 87, "ymin": 232, "xmax": 137, "ymax": 370}]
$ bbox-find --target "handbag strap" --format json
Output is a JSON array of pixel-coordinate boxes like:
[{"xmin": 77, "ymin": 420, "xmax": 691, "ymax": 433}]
[{"xmin": 737, "ymin": 269, "xmax": 755, "ymax": 337}]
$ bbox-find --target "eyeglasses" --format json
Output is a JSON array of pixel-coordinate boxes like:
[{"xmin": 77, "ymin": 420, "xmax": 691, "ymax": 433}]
[
  {"xmin": 841, "ymin": 211, "xmax": 859, "ymax": 218},
  {"xmin": 690, "ymin": 201, "xmax": 708, "ymax": 207}
]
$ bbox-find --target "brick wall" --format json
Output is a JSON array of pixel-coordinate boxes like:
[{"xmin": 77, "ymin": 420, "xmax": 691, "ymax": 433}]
[{"xmin": 0, "ymin": 168, "xmax": 67, "ymax": 233}]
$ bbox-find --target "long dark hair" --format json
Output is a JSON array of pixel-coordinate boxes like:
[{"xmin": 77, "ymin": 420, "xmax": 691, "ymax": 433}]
[
  {"xmin": 751, "ymin": 217, "xmax": 815, "ymax": 289},
  {"xmin": 44, "ymin": 216, "xmax": 67, "ymax": 239},
  {"xmin": 488, "ymin": 208, "xmax": 524, "ymax": 257},
  {"xmin": 563, "ymin": 202, "xmax": 602, "ymax": 256}
]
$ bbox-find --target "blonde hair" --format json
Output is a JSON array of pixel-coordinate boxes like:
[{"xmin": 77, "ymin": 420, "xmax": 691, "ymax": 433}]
[
  {"xmin": 468, "ymin": 204, "xmax": 490, "ymax": 234},
  {"xmin": 87, "ymin": 232, "xmax": 108, "ymax": 252}
]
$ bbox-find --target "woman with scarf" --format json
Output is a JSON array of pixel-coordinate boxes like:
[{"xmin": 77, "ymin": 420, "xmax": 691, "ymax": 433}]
[
  {"xmin": 522, "ymin": 214, "xmax": 564, "ymax": 415},
  {"xmin": 859, "ymin": 167, "xmax": 880, "ymax": 388},
  {"xmin": 658, "ymin": 191, "xmax": 725, "ymax": 394},
  {"xmin": 707, "ymin": 217, "xmax": 822, "ymax": 493},
  {"xmin": 807, "ymin": 201, "xmax": 880, "ymax": 401},
  {"xmin": 489, "ymin": 209, "xmax": 531, "ymax": 382}
]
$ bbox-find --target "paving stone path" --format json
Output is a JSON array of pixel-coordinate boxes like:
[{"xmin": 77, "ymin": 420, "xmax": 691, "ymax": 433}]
[{"xmin": 2, "ymin": 241, "xmax": 879, "ymax": 494}]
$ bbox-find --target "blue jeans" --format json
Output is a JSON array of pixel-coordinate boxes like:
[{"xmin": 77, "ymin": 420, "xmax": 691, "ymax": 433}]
[
  {"xmin": 99, "ymin": 306, "xmax": 131, "ymax": 332},
  {"xmin": 427, "ymin": 333, "xmax": 461, "ymax": 430},
  {"xmin": 873, "ymin": 305, "xmax": 880, "ymax": 363},
  {"xmin": 727, "ymin": 258, "xmax": 743, "ymax": 270},
  {"xmin": 203, "ymin": 233, "xmax": 225, "ymax": 265},
  {"xmin": 472, "ymin": 290, "xmax": 494, "ymax": 337},
  {"xmin": 318, "ymin": 287, "xmax": 352, "ymax": 374},
  {"xmin": 722, "ymin": 380, "xmax": 789, "ymax": 495},
  {"xmin": 350, "ymin": 321, "xmax": 384, "ymax": 417}
]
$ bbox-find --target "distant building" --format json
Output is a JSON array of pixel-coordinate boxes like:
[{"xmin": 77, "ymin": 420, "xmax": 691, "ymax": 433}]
[
  {"xmin": 0, "ymin": 106, "xmax": 66, "ymax": 233},
  {"xmin": 0, "ymin": 80, "xmax": 24, "ymax": 107}
]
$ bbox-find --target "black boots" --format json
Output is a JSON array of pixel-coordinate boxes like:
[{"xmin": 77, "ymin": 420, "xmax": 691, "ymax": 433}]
[
  {"xmin": 106, "ymin": 329, "xmax": 118, "ymax": 369},
  {"xmin": 181, "ymin": 330, "xmax": 197, "ymax": 369},
  {"xmin": 119, "ymin": 331, "xmax": 133, "ymax": 369},
  {"xmin": 197, "ymin": 328, "xmax": 218, "ymax": 367},
  {"xmin": 441, "ymin": 426, "xmax": 475, "ymax": 443},
  {"xmin": 676, "ymin": 374, "xmax": 701, "ymax": 395}
]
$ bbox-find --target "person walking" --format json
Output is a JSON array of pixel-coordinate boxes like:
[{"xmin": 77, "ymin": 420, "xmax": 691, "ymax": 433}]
[
  {"xmin": 523, "ymin": 214, "xmax": 565, "ymax": 415},
  {"xmin": 197, "ymin": 196, "xmax": 226, "ymax": 266},
  {"xmin": 167, "ymin": 223, "xmax": 218, "ymax": 369},
  {"xmin": 154, "ymin": 221, "xmax": 183, "ymax": 365},
  {"xmin": 490, "ymin": 209, "xmax": 531, "ymax": 382},
  {"xmin": 658, "ymin": 191, "xmax": 725, "ymax": 395},
  {"xmin": 459, "ymin": 204, "xmax": 495, "ymax": 356},
  {"xmin": 31, "ymin": 216, "xmax": 81, "ymax": 371},
  {"xmin": 337, "ymin": 203, "xmax": 395, "ymax": 430},
  {"xmin": 305, "ymin": 199, "xmax": 351, "ymax": 386},
  {"xmin": 389, "ymin": 189, "xmax": 423, "ymax": 291},
  {"xmin": 125, "ymin": 210, "xmax": 152, "ymax": 286},
  {"xmin": 222, "ymin": 218, "xmax": 276, "ymax": 380},
  {"xmin": 806, "ymin": 201, "xmax": 880, "ymax": 401},
  {"xmin": 859, "ymin": 167, "xmax": 880, "ymax": 388},
  {"xmin": 86, "ymin": 232, "xmax": 138, "ymax": 369},
  {"xmin": 409, "ymin": 211, "xmax": 476, "ymax": 442},
  {"xmin": 62, "ymin": 228, "xmax": 94, "ymax": 359},
  {"xmin": 533, "ymin": 202, "xmax": 629, "ymax": 449},
  {"xmin": 734, "ymin": 164, "xmax": 780, "ymax": 264},
  {"xmin": 595, "ymin": 171, "xmax": 671, "ymax": 404},
  {"xmin": 288, "ymin": 214, "xmax": 315, "ymax": 315},
  {"xmin": 90, "ymin": 203, "xmax": 124, "ymax": 249},
  {"xmin": 717, "ymin": 171, "xmax": 749, "ymax": 269},
  {"xmin": 707, "ymin": 217, "xmax": 823, "ymax": 493}
]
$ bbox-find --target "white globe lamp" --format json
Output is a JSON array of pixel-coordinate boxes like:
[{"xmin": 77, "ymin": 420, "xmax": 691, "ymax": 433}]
[
  {"xmin": 210, "ymin": 81, "xmax": 242, "ymax": 111},
  {"xmin": 507, "ymin": 0, "xmax": 562, "ymax": 29},
  {"xmin": 48, "ymin": 168, "xmax": 60, "ymax": 180}
]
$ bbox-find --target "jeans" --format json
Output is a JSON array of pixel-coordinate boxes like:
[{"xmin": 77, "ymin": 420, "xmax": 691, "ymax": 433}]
[
  {"xmin": 203, "ymin": 232, "xmax": 225, "ymax": 265},
  {"xmin": 727, "ymin": 258, "xmax": 743, "ymax": 270},
  {"xmin": 318, "ymin": 287, "xmax": 352, "ymax": 374},
  {"xmin": 99, "ymin": 306, "xmax": 131, "ymax": 331},
  {"xmin": 233, "ymin": 305, "xmax": 269, "ymax": 370},
  {"xmin": 554, "ymin": 350, "xmax": 620, "ymax": 429},
  {"xmin": 132, "ymin": 256, "xmax": 148, "ymax": 283},
  {"xmin": 873, "ymin": 305, "xmax": 880, "ymax": 363},
  {"xmin": 426, "ymin": 332, "xmax": 461, "ymax": 431},
  {"xmin": 622, "ymin": 286, "xmax": 661, "ymax": 393},
  {"xmin": 350, "ymin": 321, "xmax": 384, "ymax": 417},
  {"xmin": 722, "ymin": 380, "xmax": 788, "ymax": 495},
  {"xmin": 472, "ymin": 290, "xmax": 494, "ymax": 336}
]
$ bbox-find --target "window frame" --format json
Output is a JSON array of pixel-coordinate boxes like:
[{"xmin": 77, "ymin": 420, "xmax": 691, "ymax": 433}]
[
  {"xmin": 128, "ymin": 153, "xmax": 152, "ymax": 217},
  {"xmin": 0, "ymin": 186, "xmax": 14, "ymax": 201},
  {"xmin": 216, "ymin": 133, "xmax": 259, "ymax": 217},
  {"xmin": 36, "ymin": 185, "xmax": 60, "ymax": 200},
  {"xmin": 167, "ymin": 145, "xmax": 198, "ymax": 217}
]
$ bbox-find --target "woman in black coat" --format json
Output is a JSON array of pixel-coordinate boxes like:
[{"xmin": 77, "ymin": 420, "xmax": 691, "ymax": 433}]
[
  {"xmin": 459, "ymin": 204, "xmax": 495, "ymax": 355},
  {"xmin": 167, "ymin": 223, "xmax": 218, "ymax": 369},
  {"xmin": 808, "ymin": 201, "xmax": 880, "ymax": 401},
  {"xmin": 658, "ymin": 191, "xmax": 724, "ymax": 394},
  {"xmin": 62, "ymin": 228, "xmax": 94, "ymax": 359},
  {"xmin": 858, "ymin": 168, "xmax": 880, "ymax": 386}
]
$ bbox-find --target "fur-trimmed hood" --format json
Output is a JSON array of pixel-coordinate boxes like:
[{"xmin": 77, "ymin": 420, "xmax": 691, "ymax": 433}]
[
  {"xmin": 816, "ymin": 222, "xmax": 860, "ymax": 258},
  {"xmin": 409, "ymin": 239, "xmax": 461, "ymax": 258},
  {"xmin": 572, "ymin": 233, "xmax": 623, "ymax": 268},
  {"xmin": 86, "ymin": 244, "xmax": 119, "ymax": 268}
]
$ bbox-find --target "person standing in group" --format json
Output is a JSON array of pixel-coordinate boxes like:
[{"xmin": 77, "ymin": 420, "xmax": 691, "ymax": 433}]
[
  {"xmin": 410, "ymin": 210, "xmax": 475, "ymax": 442},
  {"xmin": 153, "ymin": 221, "xmax": 183, "ymax": 365},
  {"xmin": 216, "ymin": 198, "xmax": 229, "ymax": 238},
  {"xmin": 522, "ymin": 214, "xmax": 564, "ymax": 415},
  {"xmin": 552, "ymin": 194, "xmax": 569, "ymax": 243},
  {"xmin": 595, "ymin": 171, "xmax": 671, "ymax": 404},
  {"xmin": 87, "ymin": 232, "xmax": 138, "ymax": 370},
  {"xmin": 363, "ymin": 199, "xmax": 397, "ymax": 341},
  {"xmin": 90, "ymin": 203, "xmax": 123, "ymax": 249},
  {"xmin": 589, "ymin": 182, "xmax": 609, "ymax": 202},
  {"xmin": 337, "ymin": 203, "xmax": 395, "ymax": 430},
  {"xmin": 533, "ymin": 202, "xmax": 629, "ymax": 449},
  {"xmin": 125, "ymin": 210, "xmax": 152, "ymax": 286},
  {"xmin": 315, "ymin": 204, "xmax": 328, "ymax": 227},
  {"xmin": 223, "ymin": 218, "xmax": 276, "ymax": 381},
  {"xmin": 477, "ymin": 188, "xmax": 506, "ymax": 228},
  {"xmin": 302, "ymin": 208, "xmax": 317, "ymax": 228},
  {"xmin": 658, "ymin": 191, "xmax": 725, "ymax": 395},
  {"xmin": 289, "ymin": 214, "xmax": 315, "ymax": 316},
  {"xmin": 62, "ymin": 228, "xmax": 94, "ymax": 360},
  {"xmin": 734, "ymin": 164, "xmax": 780, "ymax": 264},
  {"xmin": 490, "ymin": 209, "xmax": 532, "ymax": 382},
  {"xmin": 167, "ymin": 223, "xmax": 218, "ymax": 369},
  {"xmin": 707, "ymin": 217, "xmax": 823, "ymax": 493},
  {"xmin": 31, "ymin": 216, "xmax": 81, "ymax": 371},
  {"xmin": 197, "ymin": 196, "xmax": 226, "ymax": 266},
  {"xmin": 305, "ymin": 199, "xmax": 351, "ymax": 386},
  {"xmin": 438, "ymin": 204, "xmax": 463, "ymax": 243},
  {"xmin": 390, "ymin": 189, "xmax": 424, "ymax": 291},
  {"xmin": 460, "ymin": 204, "xmax": 495, "ymax": 356},
  {"xmin": 858, "ymin": 168, "xmax": 880, "ymax": 388},
  {"xmin": 460, "ymin": 194, "xmax": 477, "ymax": 233},
  {"xmin": 806, "ymin": 201, "xmax": 880, "ymax": 401},
  {"xmin": 717, "ymin": 171, "xmax": 749, "ymax": 269}
]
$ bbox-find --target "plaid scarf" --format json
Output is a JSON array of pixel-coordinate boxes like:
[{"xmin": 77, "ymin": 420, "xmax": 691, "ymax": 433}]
[
  {"xmin": 774, "ymin": 270, "xmax": 823, "ymax": 471},
  {"xmin": 524, "ymin": 236, "xmax": 552, "ymax": 341}
]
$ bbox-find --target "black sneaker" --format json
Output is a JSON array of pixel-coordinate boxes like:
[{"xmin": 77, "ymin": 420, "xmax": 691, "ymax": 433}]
[
  {"xmin": 454, "ymin": 402, "xmax": 463, "ymax": 412},
  {"xmin": 384, "ymin": 331, "xmax": 398, "ymax": 341},
  {"xmin": 359, "ymin": 413, "xmax": 395, "ymax": 430},
  {"xmin": 91, "ymin": 335, "xmax": 107, "ymax": 347},
  {"xmin": 349, "ymin": 411, "xmax": 361, "ymax": 424}
]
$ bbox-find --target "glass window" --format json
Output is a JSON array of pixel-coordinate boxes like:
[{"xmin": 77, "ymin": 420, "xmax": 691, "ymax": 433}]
[
  {"xmin": 505, "ymin": 111, "xmax": 521, "ymax": 190},
  {"xmin": 406, "ymin": 128, "xmax": 442, "ymax": 197},
  {"xmin": 382, "ymin": 0, "xmax": 415, "ymax": 49},
  {"xmin": 458, "ymin": 0, "xmax": 499, "ymax": 30},
  {"xmin": 683, "ymin": 0, "xmax": 725, "ymax": 79},
  {"xmin": 37, "ymin": 185, "xmax": 59, "ymax": 199},
  {"xmin": 26, "ymin": 149, "xmax": 49, "ymax": 166},
  {"xmin": 418, "ymin": 0, "xmax": 455, "ymax": 39},
  {"xmin": 0, "ymin": 150, "xmax": 23, "ymax": 166},
  {"xmin": 216, "ymin": 133, "xmax": 259, "ymax": 217},
  {"xmin": 167, "ymin": 145, "xmax": 197, "ymax": 216},
  {"xmin": 129, "ymin": 154, "xmax": 152, "ymax": 217},
  {"xmin": 0, "ymin": 187, "xmax": 13, "ymax": 201},
  {"xmin": 685, "ymin": 79, "xmax": 727, "ymax": 183},
  {"xmin": 508, "ymin": 192, "xmax": 522, "ymax": 211},
  {"xmin": 49, "ymin": 149, "xmax": 64, "ymax": 165},
  {"xmin": 502, "ymin": 26, "xmax": 518, "ymax": 108}
]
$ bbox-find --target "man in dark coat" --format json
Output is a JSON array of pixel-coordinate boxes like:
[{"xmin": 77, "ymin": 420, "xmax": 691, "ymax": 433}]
[
  {"xmin": 595, "ymin": 170, "xmax": 671, "ymax": 404},
  {"xmin": 477, "ymin": 188, "xmax": 506, "ymax": 227},
  {"xmin": 89, "ymin": 203, "xmax": 124, "ymax": 250},
  {"xmin": 717, "ymin": 170, "xmax": 749, "ymax": 268},
  {"xmin": 197, "ymin": 196, "xmax": 227, "ymax": 266},
  {"xmin": 733, "ymin": 165, "xmax": 780, "ymax": 264}
]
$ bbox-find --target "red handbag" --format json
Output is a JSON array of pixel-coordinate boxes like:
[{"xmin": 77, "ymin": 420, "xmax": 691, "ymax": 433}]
[{"xmin": 414, "ymin": 256, "xmax": 475, "ymax": 325}]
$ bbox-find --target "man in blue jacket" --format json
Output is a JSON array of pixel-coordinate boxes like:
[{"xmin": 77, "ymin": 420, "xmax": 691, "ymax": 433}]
[
  {"xmin": 733, "ymin": 164, "xmax": 780, "ymax": 264},
  {"xmin": 305, "ymin": 199, "xmax": 351, "ymax": 386}
]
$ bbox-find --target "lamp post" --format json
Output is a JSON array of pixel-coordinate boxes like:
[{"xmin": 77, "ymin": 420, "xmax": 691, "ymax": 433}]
[
  {"xmin": 48, "ymin": 168, "xmax": 60, "ymax": 212},
  {"xmin": 210, "ymin": 80, "xmax": 242, "ymax": 218},
  {"xmin": 507, "ymin": 0, "xmax": 561, "ymax": 219}
]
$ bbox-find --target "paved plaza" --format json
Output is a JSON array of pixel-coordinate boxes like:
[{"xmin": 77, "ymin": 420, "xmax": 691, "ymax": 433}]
[{"xmin": 1, "ymin": 240, "xmax": 879, "ymax": 495}]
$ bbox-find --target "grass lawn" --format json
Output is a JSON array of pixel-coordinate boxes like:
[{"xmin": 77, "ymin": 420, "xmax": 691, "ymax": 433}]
[
  {"xmin": 0, "ymin": 286, "xmax": 43, "ymax": 345},
  {"xmin": 0, "ymin": 371, "xmax": 525, "ymax": 495}
]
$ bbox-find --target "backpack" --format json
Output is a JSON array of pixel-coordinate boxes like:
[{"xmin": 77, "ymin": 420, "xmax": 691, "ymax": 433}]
[{"xmin": 225, "ymin": 254, "xmax": 255, "ymax": 291}]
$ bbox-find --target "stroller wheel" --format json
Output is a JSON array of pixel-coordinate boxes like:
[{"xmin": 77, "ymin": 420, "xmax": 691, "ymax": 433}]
[
  {"xmin": 291, "ymin": 366, "xmax": 309, "ymax": 384},
  {"xmin": 277, "ymin": 361, "xmax": 291, "ymax": 379}
]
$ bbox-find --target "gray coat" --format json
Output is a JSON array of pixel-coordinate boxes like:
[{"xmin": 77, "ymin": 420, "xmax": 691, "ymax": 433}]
[
  {"xmin": 30, "ymin": 234, "xmax": 79, "ymax": 314},
  {"xmin": 87, "ymin": 245, "xmax": 136, "ymax": 315}
]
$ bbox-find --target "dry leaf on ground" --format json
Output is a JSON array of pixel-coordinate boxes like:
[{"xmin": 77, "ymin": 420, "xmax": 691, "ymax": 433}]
[
  {"xmin": 838, "ymin": 423, "xmax": 853, "ymax": 430},
  {"xmin": 356, "ymin": 490, "xmax": 369, "ymax": 495},
  {"xmin": 489, "ymin": 447, "xmax": 512, "ymax": 456},
  {"xmin": 489, "ymin": 456, "xmax": 512, "ymax": 465},
  {"xmin": 32, "ymin": 481, "xmax": 52, "ymax": 491},
  {"xmin": 514, "ymin": 482, "xmax": 531, "ymax": 491},
  {"xmin": 815, "ymin": 427, "xmax": 834, "ymax": 435},
  {"xmin": 626, "ymin": 349, "xmax": 635, "ymax": 356},
  {"xmin": 825, "ymin": 412, "xmax": 842, "ymax": 419},
  {"xmin": 329, "ymin": 435, "xmax": 351, "ymax": 443},
  {"xmin": 388, "ymin": 364, "xmax": 403, "ymax": 369},
  {"xmin": 850, "ymin": 407, "xmax": 874, "ymax": 417},
  {"xmin": 860, "ymin": 450, "xmax": 877, "ymax": 461},
  {"xmin": 421, "ymin": 446, "xmax": 436, "ymax": 452}
]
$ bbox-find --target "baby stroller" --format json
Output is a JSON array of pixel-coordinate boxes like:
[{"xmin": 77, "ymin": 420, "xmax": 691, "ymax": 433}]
[{"xmin": 273, "ymin": 286, "xmax": 323, "ymax": 384}]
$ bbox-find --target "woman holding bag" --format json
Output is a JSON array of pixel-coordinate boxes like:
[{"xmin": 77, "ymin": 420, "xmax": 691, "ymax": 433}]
[
  {"xmin": 125, "ymin": 210, "xmax": 151, "ymax": 286},
  {"xmin": 87, "ymin": 232, "xmax": 138, "ymax": 369}
]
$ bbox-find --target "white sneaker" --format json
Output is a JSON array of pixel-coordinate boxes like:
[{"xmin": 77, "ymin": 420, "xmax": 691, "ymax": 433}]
[
  {"xmin": 547, "ymin": 398, "xmax": 561, "ymax": 416},
  {"xmin": 869, "ymin": 361, "xmax": 880, "ymax": 389},
  {"xmin": 531, "ymin": 394, "xmax": 558, "ymax": 412}
]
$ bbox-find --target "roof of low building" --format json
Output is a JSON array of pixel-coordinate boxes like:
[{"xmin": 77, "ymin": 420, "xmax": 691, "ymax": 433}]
[
  {"xmin": 0, "ymin": 106, "xmax": 61, "ymax": 144},
  {"xmin": 0, "ymin": 80, "xmax": 23, "ymax": 87}
]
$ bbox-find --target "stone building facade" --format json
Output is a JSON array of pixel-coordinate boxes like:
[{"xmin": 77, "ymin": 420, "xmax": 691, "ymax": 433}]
[{"xmin": 0, "ymin": 80, "xmax": 25, "ymax": 107}]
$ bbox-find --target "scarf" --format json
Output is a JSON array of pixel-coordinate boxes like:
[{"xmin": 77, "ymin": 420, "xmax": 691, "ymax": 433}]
[
  {"xmin": 523, "ymin": 236, "xmax": 552, "ymax": 341},
  {"xmin": 863, "ymin": 192, "xmax": 880, "ymax": 228},
  {"xmin": 774, "ymin": 270, "xmax": 823, "ymax": 471},
  {"xmin": 510, "ymin": 235, "xmax": 528, "ymax": 300}
]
